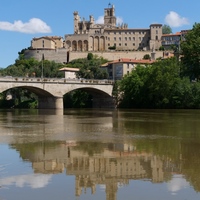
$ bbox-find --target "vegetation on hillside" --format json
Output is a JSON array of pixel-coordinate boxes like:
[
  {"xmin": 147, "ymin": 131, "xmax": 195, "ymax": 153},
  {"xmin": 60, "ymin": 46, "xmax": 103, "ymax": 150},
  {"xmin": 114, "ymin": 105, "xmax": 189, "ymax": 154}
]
[{"xmin": 66, "ymin": 53, "xmax": 109, "ymax": 79}]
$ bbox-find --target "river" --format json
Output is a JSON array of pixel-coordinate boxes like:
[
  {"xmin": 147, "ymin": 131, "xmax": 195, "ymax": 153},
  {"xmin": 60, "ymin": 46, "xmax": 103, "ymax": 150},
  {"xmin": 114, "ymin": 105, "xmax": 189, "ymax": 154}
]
[{"xmin": 0, "ymin": 108, "xmax": 200, "ymax": 200}]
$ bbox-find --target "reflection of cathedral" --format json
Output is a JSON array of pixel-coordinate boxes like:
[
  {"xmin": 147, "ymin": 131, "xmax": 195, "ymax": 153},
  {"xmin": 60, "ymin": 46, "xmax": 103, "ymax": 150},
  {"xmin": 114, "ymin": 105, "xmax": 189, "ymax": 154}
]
[
  {"xmin": 24, "ymin": 142, "xmax": 172, "ymax": 200},
  {"xmin": 67, "ymin": 152, "xmax": 164, "ymax": 198}
]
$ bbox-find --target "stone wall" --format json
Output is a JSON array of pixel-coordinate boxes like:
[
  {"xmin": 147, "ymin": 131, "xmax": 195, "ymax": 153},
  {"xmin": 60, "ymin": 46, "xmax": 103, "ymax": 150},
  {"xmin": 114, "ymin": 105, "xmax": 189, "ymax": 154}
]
[{"xmin": 24, "ymin": 49, "xmax": 164, "ymax": 63}]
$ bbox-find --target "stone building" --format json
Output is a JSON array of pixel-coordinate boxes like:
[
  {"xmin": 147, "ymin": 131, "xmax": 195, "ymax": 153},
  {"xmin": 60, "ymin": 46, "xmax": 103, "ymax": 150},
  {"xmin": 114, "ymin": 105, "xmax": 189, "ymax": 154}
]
[
  {"xmin": 102, "ymin": 58, "xmax": 156, "ymax": 80},
  {"xmin": 31, "ymin": 36, "xmax": 64, "ymax": 49},
  {"xmin": 65, "ymin": 4, "xmax": 163, "ymax": 52}
]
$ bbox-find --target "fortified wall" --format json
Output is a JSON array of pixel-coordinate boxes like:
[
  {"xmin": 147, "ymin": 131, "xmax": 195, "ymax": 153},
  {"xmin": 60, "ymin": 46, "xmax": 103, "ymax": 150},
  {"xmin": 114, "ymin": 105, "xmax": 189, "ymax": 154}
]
[{"xmin": 24, "ymin": 49, "xmax": 164, "ymax": 63}]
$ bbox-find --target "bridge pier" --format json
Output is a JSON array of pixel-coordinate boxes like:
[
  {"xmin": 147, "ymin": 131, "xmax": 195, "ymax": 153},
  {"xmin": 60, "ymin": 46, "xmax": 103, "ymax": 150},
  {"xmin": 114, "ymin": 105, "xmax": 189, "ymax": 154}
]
[{"xmin": 38, "ymin": 96, "xmax": 63, "ymax": 109}]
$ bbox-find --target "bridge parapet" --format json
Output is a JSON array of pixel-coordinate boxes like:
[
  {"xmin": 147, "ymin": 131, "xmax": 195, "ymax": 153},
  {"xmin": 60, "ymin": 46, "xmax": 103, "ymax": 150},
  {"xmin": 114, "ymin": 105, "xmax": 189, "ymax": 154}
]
[{"xmin": 0, "ymin": 77, "xmax": 114, "ymax": 85}]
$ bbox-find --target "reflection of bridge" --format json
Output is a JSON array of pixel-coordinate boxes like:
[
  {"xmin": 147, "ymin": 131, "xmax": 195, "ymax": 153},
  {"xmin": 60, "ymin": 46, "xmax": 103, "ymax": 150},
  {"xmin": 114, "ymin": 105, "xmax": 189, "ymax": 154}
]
[{"xmin": 0, "ymin": 77, "xmax": 114, "ymax": 109}]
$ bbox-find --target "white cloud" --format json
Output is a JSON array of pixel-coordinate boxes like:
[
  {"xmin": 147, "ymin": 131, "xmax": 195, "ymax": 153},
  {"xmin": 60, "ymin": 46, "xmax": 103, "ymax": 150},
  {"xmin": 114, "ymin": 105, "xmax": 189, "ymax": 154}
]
[
  {"xmin": 167, "ymin": 175, "xmax": 189, "ymax": 195},
  {"xmin": 0, "ymin": 18, "xmax": 51, "ymax": 34},
  {"xmin": 165, "ymin": 11, "xmax": 189, "ymax": 27},
  {"xmin": 117, "ymin": 17, "xmax": 123, "ymax": 25},
  {"xmin": 96, "ymin": 16, "xmax": 104, "ymax": 24},
  {"xmin": 95, "ymin": 16, "xmax": 123, "ymax": 25},
  {"xmin": 0, "ymin": 174, "xmax": 52, "ymax": 189}
]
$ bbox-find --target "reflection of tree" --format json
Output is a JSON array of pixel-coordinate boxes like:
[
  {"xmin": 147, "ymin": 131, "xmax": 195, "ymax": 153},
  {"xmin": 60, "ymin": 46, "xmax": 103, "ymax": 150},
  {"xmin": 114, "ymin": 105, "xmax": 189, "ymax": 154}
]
[
  {"xmin": 10, "ymin": 141, "xmax": 60, "ymax": 160},
  {"xmin": 74, "ymin": 142, "xmax": 105, "ymax": 156},
  {"xmin": 181, "ymin": 141, "xmax": 200, "ymax": 192}
]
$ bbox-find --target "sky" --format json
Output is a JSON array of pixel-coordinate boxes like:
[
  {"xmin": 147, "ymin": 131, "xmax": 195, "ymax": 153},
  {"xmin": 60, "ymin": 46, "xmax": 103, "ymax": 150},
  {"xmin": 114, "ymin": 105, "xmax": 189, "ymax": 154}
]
[{"xmin": 0, "ymin": 0, "xmax": 199, "ymax": 68}]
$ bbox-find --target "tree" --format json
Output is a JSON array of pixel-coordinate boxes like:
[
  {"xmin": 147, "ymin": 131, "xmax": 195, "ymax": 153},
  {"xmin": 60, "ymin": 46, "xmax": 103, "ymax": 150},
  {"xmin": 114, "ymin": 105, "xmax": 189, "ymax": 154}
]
[
  {"xmin": 87, "ymin": 53, "xmax": 93, "ymax": 60},
  {"xmin": 67, "ymin": 55, "xmax": 109, "ymax": 79},
  {"xmin": 143, "ymin": 54, "xmax": 151, "ymax": 60},
  {"xmin": 118, "ymin": 58, "xmax": 187, "ymax": 108},
  {"xmin": 181, "ymin": 23, "xmax": 200, "ymax": 81},
  {"xmin": 162, "ymin": 24, "xmax": 172, "ymax": 34}
]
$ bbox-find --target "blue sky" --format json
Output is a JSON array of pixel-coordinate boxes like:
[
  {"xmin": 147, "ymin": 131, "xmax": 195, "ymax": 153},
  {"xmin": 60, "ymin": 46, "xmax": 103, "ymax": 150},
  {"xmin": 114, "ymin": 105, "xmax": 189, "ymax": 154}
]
[{"xmin": 0, "ymin": 0, "xmax": 198, "ymax": 68}]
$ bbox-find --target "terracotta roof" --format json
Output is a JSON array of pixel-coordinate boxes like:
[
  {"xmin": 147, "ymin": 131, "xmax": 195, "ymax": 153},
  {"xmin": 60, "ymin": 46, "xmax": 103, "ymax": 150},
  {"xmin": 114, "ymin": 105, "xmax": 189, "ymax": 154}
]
[
  {"xmin": 104, "ymin": 58, "xmax": 155, "ymax": 65},
  {"xmin": 162, "ymin": 32, "xmax": 181, "ymax": 37},
  {"xmin": 59, "ymin": 67, "xmax": 80, "ymax": 72},
  {"xmin": 105, "ymin": 28, "xmax": 149, "ymax": 31}
]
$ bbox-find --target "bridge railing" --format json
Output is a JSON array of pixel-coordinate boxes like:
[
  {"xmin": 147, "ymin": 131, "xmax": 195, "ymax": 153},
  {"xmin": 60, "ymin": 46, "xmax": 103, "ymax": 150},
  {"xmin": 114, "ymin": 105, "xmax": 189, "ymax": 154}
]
[{"xmin": 0, "ymin": 76, "xmax": 114, "ymax": 85}]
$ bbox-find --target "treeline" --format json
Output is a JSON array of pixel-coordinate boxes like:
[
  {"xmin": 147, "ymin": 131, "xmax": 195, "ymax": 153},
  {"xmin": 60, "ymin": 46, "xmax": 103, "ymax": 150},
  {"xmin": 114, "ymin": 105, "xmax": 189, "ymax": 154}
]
[{"xmin": 0, "ymin": 58, "xmax": 64, "ymax": 78}]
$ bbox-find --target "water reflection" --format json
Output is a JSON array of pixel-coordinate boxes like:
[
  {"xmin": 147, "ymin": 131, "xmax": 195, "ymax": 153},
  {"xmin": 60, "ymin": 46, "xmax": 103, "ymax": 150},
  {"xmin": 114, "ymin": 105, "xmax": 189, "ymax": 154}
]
[
  {"xmin": 0, "ymin": 174, "xmax": 52, "ymax": 189},
  {"xmin": 1, "ymin": 109, "xmax": 200, "ymax": 200},
  {"xmin": 7, "ymin": 138, "xmax": 200, "ymax": 199}
]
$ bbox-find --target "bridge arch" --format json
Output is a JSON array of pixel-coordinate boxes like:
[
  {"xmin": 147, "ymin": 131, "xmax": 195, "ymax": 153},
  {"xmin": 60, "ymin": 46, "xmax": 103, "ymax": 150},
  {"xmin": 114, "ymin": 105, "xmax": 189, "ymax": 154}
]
[
  {"xmin": 0, "ymin": 85, "xmax": 63, "ymax": 109},
  {"xmin": 63, "ymin": 86, "xmax": 114, "ymax": 108}
]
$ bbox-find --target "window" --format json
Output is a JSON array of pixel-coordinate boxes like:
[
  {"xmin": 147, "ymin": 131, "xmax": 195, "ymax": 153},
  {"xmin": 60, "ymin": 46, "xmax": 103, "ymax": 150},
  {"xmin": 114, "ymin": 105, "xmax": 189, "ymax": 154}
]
[
  {"xmin": 108, "ymin": 43, "xmax": 110, "ymax": 46},
  {"xmin": 119, "ymin": 43, "xmax": 121, "ymax": 46},
  {"xmin": 125, "ymin": 37, "xmax": 127, "ymax": 41},
  {"xmin": 133, "ymin": 43, "xmax": 135, "ymax": 46},
  {"xmin": 129, "ymin": 37, "xmax": 131, "ymax": 40},
  {"xmin": 108, "ymin": 37, "xmax": 110, "ymax": 41},
  {"xmin": 114, "ymin": 37, "xmax": 116, "ymax": 41},
  {"xmin": 125, "ymin": 43, "xmax": 127, "ymax": 46},
  {"xmin": 133, "ymin": 37, "xmax": 135, "ymax": 41},
  {"xmin": 119, "ymin": 37, "xmax": 121, "ymax": 41}
]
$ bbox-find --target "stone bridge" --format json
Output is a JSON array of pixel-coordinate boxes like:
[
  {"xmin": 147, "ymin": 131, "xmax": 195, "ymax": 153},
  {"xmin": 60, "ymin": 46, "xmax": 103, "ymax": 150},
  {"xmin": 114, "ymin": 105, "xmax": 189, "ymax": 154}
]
[{"xmin": 0, "ymin": 77, "xmax": 114, "ymax": 109}]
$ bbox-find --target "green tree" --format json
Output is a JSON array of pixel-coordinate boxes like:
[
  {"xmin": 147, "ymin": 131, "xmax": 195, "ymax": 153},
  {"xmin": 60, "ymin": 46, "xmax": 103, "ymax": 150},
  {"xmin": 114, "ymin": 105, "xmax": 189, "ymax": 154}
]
[
  {"xmin": 67, "ymin": 55, "xmax": 109, "ymax": 79},
  {"xmin": 181, "ymin": 23, "xmax": 200, "ymax": 81},
  {"xmin": 143, "ymin": 54, "xmax": 151, "ymax": 60},
  {"xmin": 162, "ymin": 24, "xmax": 172, "ymax": 34},
  {"xmin": 87, "ymin": 53, "xmax": 93, "ymax": 60},
  {"xmin": 119, "ymin": 58, "xmax": 185, "ymax": 108}
]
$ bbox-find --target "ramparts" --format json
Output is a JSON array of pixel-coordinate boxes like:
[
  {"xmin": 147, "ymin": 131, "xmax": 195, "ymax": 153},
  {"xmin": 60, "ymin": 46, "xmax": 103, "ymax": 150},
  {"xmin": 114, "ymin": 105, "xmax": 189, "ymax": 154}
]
[{"xmin": 24, "ymin": 49, "xmax": 164, "ymax": 63}]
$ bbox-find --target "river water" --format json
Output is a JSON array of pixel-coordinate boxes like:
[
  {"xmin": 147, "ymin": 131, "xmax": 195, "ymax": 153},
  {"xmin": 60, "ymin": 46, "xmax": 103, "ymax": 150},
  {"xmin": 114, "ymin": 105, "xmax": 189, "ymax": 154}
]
[{"xmin": 0, "ymin": 108, "xmax": 200, "ymax": 200}]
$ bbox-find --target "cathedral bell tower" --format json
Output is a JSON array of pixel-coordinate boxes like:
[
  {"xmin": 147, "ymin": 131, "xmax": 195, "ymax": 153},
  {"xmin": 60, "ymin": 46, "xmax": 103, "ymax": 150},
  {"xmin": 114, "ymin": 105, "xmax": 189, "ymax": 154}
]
[
  {"xmin": 73, "ymin": 11, "xmax": 80, "ymax": 34},
  {"xmin": 104, "ymin": 4, "xmax": 116, "ymax": 27}
]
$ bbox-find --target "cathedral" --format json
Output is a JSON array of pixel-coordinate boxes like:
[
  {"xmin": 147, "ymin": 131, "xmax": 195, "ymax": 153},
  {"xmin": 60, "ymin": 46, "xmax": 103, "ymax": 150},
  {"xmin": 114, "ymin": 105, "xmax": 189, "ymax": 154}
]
[{"xmin": 65, "ymin": 4, "xmax": 162, "ymax": 52}]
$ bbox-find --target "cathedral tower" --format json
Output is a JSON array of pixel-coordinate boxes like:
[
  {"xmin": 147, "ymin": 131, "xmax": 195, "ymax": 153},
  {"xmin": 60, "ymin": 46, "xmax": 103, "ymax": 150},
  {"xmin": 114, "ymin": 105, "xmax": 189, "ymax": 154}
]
[{"xmin": 104, "ymin": 4, "xmax": 116, "ymax": 27}]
